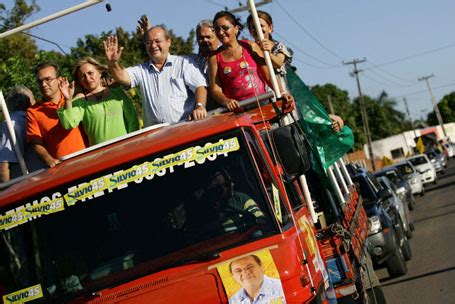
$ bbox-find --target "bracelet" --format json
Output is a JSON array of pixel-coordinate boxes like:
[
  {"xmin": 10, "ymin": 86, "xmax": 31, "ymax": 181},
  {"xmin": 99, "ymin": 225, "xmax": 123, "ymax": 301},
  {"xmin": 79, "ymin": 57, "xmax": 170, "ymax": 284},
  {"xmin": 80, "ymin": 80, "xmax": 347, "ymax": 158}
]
[{"xmin": 196, "ymin": 102, "xmax": 205, "ymax": 109}]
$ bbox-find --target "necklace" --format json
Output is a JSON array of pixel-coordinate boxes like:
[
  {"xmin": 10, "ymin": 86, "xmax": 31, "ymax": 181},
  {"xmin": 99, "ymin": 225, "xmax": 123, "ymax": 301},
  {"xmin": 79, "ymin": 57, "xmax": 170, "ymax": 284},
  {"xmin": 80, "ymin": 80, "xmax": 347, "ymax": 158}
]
[{"xmin": 225, "ymin": 45, "xmax": 241, "ymax": 59}]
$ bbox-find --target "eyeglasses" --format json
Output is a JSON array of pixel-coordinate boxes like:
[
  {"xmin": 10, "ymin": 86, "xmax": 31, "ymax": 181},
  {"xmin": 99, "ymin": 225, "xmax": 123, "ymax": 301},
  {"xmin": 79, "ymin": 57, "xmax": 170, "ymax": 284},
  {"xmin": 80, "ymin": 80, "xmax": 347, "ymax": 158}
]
[
  {"xmin": 37, "ymin": 77, "xmax": 57, "ymax": 86},
  {"xmin": 144, "ymin": 39, "xmax": 166, "ymax": 46},
  {"xmin": 214, "ymin": 25, "xmax": 232, "ymax": 33}
]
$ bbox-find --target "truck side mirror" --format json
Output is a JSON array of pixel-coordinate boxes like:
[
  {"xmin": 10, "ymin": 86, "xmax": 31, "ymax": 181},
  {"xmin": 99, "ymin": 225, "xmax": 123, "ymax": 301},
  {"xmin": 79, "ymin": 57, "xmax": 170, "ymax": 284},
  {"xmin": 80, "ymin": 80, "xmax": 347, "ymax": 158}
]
[
  {"xmin": 378, "ymin": 188, "xmax": 393, "ymax": 200},
  {"xmin": 271, "ymin": 123, "xmax": 310, "ymax": 176}
]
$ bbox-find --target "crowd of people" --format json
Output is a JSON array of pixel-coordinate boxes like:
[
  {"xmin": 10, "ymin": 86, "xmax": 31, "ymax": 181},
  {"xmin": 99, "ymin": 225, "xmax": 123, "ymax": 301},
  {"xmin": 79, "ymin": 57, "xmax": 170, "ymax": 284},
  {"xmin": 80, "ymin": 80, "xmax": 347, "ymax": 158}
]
[{"xmin": 0, "ymin": 10, "xmax": 342, "ymax": 182}]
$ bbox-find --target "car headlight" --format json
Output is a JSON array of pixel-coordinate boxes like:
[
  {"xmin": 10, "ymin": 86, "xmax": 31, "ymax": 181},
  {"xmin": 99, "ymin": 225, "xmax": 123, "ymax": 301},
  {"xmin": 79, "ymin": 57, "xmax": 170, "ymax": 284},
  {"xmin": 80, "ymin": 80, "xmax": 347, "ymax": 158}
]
[
  {"xmin": 396, "ymin": 187, "xmax": 406, "ymax": 194},
  {"xmin": 368, "ymin": 216, "xmax": 382, "ymax": 235}
]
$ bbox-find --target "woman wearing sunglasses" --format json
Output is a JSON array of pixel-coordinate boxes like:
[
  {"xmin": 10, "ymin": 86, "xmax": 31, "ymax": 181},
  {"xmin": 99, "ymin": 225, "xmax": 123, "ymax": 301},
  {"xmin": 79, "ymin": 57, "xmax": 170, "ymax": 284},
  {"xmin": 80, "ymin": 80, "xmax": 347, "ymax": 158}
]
[{"xmin": 208, "ymin": 11, "xmax": 272, "ymax": 112}]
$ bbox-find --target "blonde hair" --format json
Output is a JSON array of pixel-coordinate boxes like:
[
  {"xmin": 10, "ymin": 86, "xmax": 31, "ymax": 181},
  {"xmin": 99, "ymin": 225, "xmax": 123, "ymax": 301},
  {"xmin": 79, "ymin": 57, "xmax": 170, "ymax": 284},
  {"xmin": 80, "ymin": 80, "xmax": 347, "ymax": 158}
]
[{"xmin": 73, "ymin": 57, "xmax": 113, "ymax": 91}]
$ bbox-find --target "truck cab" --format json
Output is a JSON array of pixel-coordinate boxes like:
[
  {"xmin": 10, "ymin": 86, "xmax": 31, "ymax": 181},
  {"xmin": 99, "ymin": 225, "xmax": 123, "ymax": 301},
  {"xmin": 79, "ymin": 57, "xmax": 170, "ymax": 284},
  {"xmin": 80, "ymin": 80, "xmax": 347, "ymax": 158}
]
[{"xmin": 0, "ymin": 101, "xmax": 333, "ymax": 303}]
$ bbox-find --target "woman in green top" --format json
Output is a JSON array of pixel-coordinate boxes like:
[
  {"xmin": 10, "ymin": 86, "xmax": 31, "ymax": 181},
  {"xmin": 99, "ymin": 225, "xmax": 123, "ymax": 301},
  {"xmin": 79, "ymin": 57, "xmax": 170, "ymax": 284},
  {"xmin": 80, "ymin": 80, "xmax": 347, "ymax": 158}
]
[{"xmin": 58, "ymin": 57, "xmax": 139, "ymax": 146}]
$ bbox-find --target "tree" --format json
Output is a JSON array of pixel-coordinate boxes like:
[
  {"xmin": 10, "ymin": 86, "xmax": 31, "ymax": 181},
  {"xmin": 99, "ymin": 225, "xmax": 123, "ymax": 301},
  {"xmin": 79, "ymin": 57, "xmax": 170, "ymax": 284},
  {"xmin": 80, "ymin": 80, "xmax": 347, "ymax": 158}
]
[
  {"xmin": 426, "ymin": 91, "xmax": 455, "ymax": 125},
  {"xmin": 353, "ymin": 91, "xmax": 410, "ymax": 142}
]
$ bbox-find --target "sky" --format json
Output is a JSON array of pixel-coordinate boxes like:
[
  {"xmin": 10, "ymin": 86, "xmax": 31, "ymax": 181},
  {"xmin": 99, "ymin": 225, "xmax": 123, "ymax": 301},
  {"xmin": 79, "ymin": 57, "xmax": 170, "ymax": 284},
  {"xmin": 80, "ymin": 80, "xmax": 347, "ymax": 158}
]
[{"xmin": 4, "ymin": 0, "xmax": 455, "ymax": 120}]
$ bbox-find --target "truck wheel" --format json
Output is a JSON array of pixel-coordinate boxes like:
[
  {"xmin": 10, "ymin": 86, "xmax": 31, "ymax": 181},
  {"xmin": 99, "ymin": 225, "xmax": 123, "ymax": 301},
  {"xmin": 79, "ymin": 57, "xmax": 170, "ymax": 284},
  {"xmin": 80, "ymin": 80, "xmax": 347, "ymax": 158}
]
[
  {"xmin": 367, "ymin": 286, "xmax": 387, "ymax": 304},
  {"xmin": 386, "ymin": 247, "xmax": 407, "ymax": 278},
  {"xmin": 408, "ymin": 196, "xmax": 416, "ymax": 211},
  {"xmin": 405, "ymin": 226, "xmax": 412, "ymax": 239},
  {"xmin": 409, "ymin": 221, "xmax": 415, "ymax": 231},
  {"xmin": 402, "ymin": 238, "xmax": 412, "ymax": 261}
]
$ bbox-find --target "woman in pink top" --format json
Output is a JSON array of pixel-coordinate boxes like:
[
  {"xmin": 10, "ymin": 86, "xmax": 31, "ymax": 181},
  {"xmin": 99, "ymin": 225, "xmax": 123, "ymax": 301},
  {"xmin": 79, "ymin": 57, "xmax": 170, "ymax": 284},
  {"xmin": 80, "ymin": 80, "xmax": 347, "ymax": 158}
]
[{"xmin": 208, "ymin": 11, "xmax": 271, "ymax": 111}]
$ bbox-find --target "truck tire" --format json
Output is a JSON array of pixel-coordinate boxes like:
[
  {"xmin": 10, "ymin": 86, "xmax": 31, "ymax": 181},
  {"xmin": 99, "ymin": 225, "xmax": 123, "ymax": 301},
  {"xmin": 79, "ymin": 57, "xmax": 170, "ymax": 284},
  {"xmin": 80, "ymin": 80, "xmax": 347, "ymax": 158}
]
[
  {"xmin": 367, "ymin": 286, "xmax": 387, "ymax": 304},
  {"xmin": 386, "ymin": 246, "xmax": 407, "ymax": 278},
  {"xmin": 408, "ymin": 196, "xmax": 416, "ymax": 211},
  {"xmin": 402, "ymin": 237, "xmax": 412, "ymax": 261}
]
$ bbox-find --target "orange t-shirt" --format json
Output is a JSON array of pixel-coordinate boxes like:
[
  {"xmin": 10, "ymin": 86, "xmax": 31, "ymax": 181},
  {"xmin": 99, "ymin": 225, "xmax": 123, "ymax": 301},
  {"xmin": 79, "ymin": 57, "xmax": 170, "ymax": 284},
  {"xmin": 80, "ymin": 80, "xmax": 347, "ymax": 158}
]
[{"xmin": 27, "ymin": 96, "xmax": 87, "ymax": 159}]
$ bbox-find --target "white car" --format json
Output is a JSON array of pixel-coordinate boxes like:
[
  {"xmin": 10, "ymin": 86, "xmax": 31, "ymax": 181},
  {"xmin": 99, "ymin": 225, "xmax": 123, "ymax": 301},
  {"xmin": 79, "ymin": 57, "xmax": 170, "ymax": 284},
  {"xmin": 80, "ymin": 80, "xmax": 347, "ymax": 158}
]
[
  {"xmin": 394, "ymin": 161, "xmax": 425, "ymax": 196},
  {"xmin": 407, "ymin": 154, "xmax": 437, "ymax": 185}
]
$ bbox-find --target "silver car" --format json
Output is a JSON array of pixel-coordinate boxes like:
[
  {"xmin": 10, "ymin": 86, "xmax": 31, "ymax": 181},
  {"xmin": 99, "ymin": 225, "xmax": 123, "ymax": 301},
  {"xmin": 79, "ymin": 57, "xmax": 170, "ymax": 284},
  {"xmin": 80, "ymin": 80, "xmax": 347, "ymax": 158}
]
[
  {"xmin": 377, "ymin": 176, "xmax": 414, "ymax": 239},
  {"xmin": 394, "ymin": 161, "xmax": 425, "ymax": 196},
  {"xmin": 426, "ymin": 150, "xmax": 445, "ymax": 174}
]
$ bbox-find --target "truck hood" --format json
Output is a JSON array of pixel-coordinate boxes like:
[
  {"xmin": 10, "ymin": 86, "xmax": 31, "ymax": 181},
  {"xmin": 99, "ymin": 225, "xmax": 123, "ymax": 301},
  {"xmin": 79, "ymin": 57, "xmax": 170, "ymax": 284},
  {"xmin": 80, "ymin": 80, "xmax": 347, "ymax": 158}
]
[{"xmin": 83, "ymin": 272, "xmax": 224, "ymax": 303}]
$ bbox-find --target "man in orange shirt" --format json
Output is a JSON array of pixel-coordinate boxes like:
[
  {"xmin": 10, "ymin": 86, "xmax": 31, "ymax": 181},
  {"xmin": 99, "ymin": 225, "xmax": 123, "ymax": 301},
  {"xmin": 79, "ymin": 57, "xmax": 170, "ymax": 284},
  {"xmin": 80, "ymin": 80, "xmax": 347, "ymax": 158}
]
[{"xmin": 27, "ymin": 63, "xmax": 87, "ymax": 168}]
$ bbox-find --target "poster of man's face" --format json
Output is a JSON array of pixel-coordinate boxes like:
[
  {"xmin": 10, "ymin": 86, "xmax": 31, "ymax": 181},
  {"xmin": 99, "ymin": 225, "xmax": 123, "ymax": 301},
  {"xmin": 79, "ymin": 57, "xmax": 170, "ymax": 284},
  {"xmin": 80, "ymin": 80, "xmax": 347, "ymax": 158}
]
[
  {"xmin": 230, "ymin": 255, "xmax": 265, "ymax": 292},
  {"xmin": 216, "ymin": 249, "xmax": 286, "ymax": 303}
]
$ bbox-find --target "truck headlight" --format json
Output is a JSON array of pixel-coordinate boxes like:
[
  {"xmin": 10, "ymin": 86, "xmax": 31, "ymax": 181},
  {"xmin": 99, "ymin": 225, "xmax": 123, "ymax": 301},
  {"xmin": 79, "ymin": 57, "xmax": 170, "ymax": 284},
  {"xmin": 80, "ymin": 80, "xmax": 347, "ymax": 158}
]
[
  {"xmin": 396, "ymin": 187, "xmax": 406, "ymax": 195},
  {"xmin": 368, "ymin": 216, "xmax": 382, "ymax": 235}
]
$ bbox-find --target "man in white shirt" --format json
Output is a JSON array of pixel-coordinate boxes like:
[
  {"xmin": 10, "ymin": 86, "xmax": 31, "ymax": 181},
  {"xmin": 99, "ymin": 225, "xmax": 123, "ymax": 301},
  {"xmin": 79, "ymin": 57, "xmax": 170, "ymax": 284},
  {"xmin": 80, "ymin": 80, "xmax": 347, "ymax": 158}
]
[
  {"xmin": 229, "ymin": 255, "xmax": 286, "ymax": 303},
  {"xmin": 104, "ymin": 25, "xmax": 208, "ymax": 127}
]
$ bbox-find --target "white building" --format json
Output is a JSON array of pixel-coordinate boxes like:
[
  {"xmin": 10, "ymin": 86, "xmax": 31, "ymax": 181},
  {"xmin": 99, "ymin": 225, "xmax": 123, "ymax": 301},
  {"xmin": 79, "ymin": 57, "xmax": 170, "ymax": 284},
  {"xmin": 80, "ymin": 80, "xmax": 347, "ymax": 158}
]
[{"xmin": 363, "ymin": 122, "xmax": 455, "ymax": 161}]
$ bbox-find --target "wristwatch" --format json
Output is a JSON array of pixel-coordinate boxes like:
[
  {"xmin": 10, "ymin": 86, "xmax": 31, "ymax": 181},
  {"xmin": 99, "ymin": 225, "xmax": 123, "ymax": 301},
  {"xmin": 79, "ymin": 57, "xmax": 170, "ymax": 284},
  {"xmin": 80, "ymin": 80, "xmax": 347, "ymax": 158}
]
[{"xmin": 196, "ymin": 102, "xmax": 205, "ymax": 109}]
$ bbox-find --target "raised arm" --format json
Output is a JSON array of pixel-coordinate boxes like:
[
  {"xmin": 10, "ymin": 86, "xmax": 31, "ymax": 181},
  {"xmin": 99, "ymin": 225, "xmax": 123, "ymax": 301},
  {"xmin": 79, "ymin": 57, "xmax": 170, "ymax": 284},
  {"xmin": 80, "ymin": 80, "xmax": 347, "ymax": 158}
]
[{"xmin": 104, "ymin": 36, "xmax": 131, "ymax": 86}]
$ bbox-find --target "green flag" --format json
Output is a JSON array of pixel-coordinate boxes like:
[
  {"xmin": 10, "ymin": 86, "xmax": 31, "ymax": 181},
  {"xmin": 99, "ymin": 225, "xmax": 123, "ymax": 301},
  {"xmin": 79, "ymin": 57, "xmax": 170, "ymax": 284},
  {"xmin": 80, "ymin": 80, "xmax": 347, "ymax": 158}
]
[{"xmin": 286, "ymin": 68, "xmax": 354, "ymax": 169}]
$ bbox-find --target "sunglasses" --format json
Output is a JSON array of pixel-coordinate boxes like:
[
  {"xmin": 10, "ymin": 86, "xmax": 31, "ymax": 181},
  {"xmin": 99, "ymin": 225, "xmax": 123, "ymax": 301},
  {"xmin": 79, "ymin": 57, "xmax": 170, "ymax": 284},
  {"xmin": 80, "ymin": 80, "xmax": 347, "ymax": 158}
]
[{"xmin": 214, "ymin": 25, "xmax": 232, "ymax": 33}]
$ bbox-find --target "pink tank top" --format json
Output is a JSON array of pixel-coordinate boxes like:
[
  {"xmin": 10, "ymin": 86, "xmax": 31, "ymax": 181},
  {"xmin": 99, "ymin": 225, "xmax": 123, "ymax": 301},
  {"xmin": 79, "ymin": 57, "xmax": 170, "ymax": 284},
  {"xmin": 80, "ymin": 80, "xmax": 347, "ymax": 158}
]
[{"xmin": 216, "ymin": 40, "xmax": 266, "ymax": 101}]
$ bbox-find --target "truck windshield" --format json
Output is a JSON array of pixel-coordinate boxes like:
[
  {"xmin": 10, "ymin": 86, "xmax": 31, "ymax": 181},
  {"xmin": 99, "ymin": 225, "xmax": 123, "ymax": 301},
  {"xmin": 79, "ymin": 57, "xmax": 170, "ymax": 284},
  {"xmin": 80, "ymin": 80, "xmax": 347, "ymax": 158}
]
[{"xmin": 0, "ymin": 130, "xmax": 278, "ymax": 302}]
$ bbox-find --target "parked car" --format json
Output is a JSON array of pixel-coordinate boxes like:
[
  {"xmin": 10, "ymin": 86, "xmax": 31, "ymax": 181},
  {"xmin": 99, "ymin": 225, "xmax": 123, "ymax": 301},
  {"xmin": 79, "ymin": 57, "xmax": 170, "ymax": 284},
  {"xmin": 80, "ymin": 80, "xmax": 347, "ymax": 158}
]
[
  {"xmin": 442, "ymin": 142, "xmax": 454, "ymax": 158},
  {"xmin": 394, "ymin": 160, "xmax": 425, "ymax": 196},
  {"xmin": 407, "ymin": 154, "xmax": 437, "ymax": 185},
  {"xmin": 348, "ymin": 165, "xmax": 409, "ymax": 278},
  {"xmin": 426, "ymin": 150, "xmax": 445, "ymax": 174},
  {"xmin": 374, "ymin": 166, "xmax": 416, "ymax": 210},
  {"xmin": 376, "ymin": 175, "xmax": 414, "ymax": 239}
]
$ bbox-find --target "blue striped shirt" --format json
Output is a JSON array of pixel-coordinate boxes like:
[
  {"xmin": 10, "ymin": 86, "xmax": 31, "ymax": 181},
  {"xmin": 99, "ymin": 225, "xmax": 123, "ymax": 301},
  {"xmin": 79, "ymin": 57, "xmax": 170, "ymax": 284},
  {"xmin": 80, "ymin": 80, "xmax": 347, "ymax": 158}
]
[{"xmin": 127, "ymin": 54, "xmax": 207, "ymax": 127}]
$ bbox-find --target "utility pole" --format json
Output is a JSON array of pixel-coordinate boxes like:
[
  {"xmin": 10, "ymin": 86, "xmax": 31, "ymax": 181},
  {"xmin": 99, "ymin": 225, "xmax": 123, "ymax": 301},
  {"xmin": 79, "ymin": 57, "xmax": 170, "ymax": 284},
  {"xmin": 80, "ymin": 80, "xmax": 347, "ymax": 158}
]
[
  {"xmin": 343, "ymin": 58, "xmax": 376, "ymax": 171},
  {"xmin": 418, "ymin": 74, "xmax": 448, "ymax": 138},
  {"xmin": 228, "ymin": 0, "xmax": 272, "ymax": 13},
  {"xmin": 403, "ymin": 97, "xmax": 418, "ymax": 139}
]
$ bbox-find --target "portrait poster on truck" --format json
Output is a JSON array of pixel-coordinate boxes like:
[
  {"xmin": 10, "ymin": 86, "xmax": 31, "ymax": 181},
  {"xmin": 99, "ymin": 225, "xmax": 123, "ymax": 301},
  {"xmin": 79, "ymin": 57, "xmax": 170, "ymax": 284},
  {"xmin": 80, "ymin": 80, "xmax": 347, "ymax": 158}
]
[{"xmin": 215, "ymin": 249, "xmax": 286, "ymax": 303}]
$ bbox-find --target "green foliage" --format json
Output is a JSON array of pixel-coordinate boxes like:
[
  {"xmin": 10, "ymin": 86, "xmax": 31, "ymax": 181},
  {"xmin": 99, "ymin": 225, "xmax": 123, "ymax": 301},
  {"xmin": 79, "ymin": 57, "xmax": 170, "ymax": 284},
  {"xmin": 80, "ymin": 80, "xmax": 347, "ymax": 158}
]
[
  {"xmin": 427, "ymin": 91, "xmax": 455, "ymax": 125},
  {"xmin": 0, "ymin": 0, "xmax": 39, "ymax": 30}
]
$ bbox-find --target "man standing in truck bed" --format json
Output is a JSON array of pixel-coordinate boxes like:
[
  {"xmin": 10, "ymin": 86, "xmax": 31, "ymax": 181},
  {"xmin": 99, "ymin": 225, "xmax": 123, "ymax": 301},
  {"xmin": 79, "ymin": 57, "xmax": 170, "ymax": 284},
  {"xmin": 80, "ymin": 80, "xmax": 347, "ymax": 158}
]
[
  {"xmin": 103, "ymin": 25, "xmax": 208, "ymax": 127},
  {"xmin": 27, "ymin": 63, "xmax": 87, "ymax": 168}
]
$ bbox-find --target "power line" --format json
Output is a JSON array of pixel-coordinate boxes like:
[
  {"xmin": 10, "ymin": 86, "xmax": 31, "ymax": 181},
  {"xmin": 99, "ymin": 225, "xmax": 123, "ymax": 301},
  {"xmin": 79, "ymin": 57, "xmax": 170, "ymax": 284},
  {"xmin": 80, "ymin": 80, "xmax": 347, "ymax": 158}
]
[
  {"xmin": 274, "ymin": 0, "xmax": 345, "ymax": 61},
  {"xmin": 22, "ymin": 32, "xmax": 68, "ymax": 54},
  {"xmin": 273, "ymin": 31, "xmax": 340, "ymax": 68},
  {"xmin": 364, "ymin": 42, "xmax": 455, "ymax": 70},
  {"xmin": 365, "ymin": 60, "xmax": 416, "ymax": 86},
  {"xmin": 392, "ymin": 82, "xmax": 455, "ymax": 99}
]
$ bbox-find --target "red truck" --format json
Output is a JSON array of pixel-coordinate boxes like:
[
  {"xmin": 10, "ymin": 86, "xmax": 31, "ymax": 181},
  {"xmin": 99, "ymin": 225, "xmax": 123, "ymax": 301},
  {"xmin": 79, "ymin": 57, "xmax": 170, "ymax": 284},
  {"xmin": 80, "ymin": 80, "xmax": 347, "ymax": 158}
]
[{"xmin": 0, "ymin": 91, "xmax": 384, "ymax": 303}]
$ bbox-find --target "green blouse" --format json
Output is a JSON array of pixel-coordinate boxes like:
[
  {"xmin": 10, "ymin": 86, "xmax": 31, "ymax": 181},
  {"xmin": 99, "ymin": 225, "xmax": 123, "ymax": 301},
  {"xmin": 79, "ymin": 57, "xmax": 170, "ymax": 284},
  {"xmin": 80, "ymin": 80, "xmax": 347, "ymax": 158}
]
[{"xmin": 58, "ymin": 86, "xmax": 139, "ymax": 146}]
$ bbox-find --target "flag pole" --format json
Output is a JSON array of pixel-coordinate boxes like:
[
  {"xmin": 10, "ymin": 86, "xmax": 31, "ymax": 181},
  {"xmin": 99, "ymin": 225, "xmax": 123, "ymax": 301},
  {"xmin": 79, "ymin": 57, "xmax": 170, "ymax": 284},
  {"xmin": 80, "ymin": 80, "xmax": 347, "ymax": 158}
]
[
  {"xmin": 0, "ymin": 91, "xmax": 28, "ymax": 176},
  {"xmin": 0, "ymin": 0, "xmax": 103, "ymax": 39},
  {"xmin": 247, "ymin": 0, "xmax": 282, "ymax": 99}
]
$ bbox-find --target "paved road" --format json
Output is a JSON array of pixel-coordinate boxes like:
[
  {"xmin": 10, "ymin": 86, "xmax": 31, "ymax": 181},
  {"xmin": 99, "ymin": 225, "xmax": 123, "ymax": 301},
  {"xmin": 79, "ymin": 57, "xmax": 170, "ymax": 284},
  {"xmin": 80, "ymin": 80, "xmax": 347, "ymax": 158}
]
[{"xmin": 376, "ymin": 158, "xmax": 455, "ymax": 303}]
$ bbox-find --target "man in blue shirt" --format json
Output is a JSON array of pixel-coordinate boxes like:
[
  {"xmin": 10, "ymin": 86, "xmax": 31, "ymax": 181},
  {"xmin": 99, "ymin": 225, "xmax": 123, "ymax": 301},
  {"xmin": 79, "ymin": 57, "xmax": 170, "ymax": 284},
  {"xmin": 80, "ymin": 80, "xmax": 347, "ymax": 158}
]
[
  {"xmin": 229, "ymin": 255, "xmax": 285, "ymax": 303},
  {"xmin": 104, "ymin": 25, "xmax": 208, "ymax": 127}
]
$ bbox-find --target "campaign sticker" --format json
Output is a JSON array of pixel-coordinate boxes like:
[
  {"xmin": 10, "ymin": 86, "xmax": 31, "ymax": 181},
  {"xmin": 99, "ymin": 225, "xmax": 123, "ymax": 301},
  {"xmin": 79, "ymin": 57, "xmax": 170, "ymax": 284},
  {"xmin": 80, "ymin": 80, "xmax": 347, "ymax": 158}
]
[
  {"xmin": 0, "ymin": 209, "xmax": 27, "ymax": 231},
  {"xmin": 65, "ymin": 137, "xmax": 240, "ymax": 206},
  {"xmin": 216, "ymin": 249, "xmax": 286, "ymax": 303},
  {"xmin": 272, "ymin": 184, "xmax": 282, "ymax": 224},
  {"xmin": 224, "ymin": 66, "xmax": 232, "ymax": 74},
  {"xmin": 239, "ymin": 61, "xmax": 249, "ymax": 69},
  {"xmin": 3, "ymin": 284, "xmax": 43, "ymax": 303}
]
